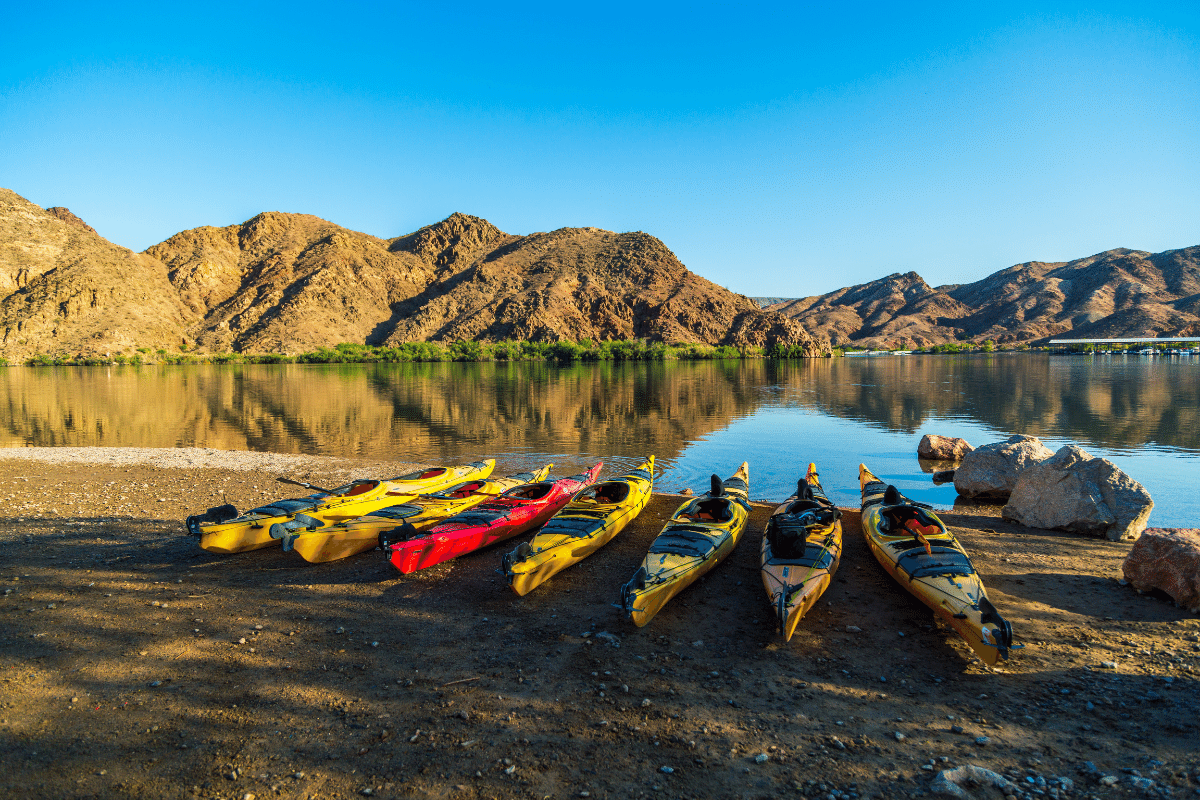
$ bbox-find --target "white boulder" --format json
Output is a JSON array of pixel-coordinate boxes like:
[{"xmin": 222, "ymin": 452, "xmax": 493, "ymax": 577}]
[
  {"xmin": 953, "ymin": 435, "xmax": 1053, "ymax": 499},
  {"xmin": 1001, "ymin": 445, "xmax": 1153, "ymax": 541},
  {"xmin": 918, "ymin": 434, "xmax": 974, "ymax": 462}
]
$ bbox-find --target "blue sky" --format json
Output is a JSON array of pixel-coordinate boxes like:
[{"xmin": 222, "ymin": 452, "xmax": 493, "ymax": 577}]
[{"xmin": 2, "ymin": 2, "xmax": 1197, "ymax": 295}]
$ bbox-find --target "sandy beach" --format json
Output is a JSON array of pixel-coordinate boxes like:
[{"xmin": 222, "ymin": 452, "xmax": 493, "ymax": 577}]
[{"xmin": 1, "ymin": 447, "xmax": 1198, "ymax": 800}]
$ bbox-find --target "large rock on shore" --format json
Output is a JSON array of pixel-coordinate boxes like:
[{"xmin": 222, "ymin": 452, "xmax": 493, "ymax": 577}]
[
  {"xmin": 918, "ymin": 434, "xmax": 973, "ymax": 461},
  {"xmin": 953, "ymin": 435, "xmax": 1053, "ymax": 499},
  {"xmin": 1122, "ymin": 529, "xmax": 1200, "ymax": 611},
  {"xmin": 1001, "ymin": 445, "xmax": 1154, "ymax": 541}
]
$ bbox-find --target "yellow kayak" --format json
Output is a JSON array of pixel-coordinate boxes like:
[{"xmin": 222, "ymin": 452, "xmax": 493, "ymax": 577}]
[
  {"xmin": 618, "ymin": 463, "xmax": 750, "ymax": 627},
  {"xmin": 760, "ymin": 462, "xmax": 842, "ymax": 641},
  {"xmin": 859, "ymin": 464, "xmax": 1015, "ymax": 666},
  {"xmin": 283, "ymin": 464, "xmax": 552, "ymax": 563},
  {"xmin": 503, "ymin": 457, "xmax": 655, "ymax": 596},
  {"xmin": 189, "ymin": 460, "xmax": 495, "ymax": 554}
]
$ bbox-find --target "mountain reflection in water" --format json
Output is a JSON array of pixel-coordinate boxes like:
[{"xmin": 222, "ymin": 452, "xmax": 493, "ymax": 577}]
[{"xmin": 0, "ymin": 354, "xmax": 1195, "ymax": 525}]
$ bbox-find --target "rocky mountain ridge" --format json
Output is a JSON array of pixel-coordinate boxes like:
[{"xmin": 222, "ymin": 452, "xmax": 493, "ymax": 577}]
[
  {"xmin": 768, "ymin": 246, "xmax": 1200, "ymax": 348},
  {"xmin": 5, "ymin": 186, "xmax": 1195, "ymax": 359},
  {"xmin": 0, "ymin": 190, "xmax": 826, "ymax": 359},
  {"xmin": 0, "ymin": 190, "xmax": 197, "ymax": 357}
]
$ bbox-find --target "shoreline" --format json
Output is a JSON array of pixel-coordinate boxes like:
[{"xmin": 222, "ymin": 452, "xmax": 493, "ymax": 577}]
[
  {"xmin": 0, "ymin": 445, "xmax": 422, "ymax": 476},
  {"xmin": 1, "ymin": 449, "xmax": 1197, "ymax": 799}
]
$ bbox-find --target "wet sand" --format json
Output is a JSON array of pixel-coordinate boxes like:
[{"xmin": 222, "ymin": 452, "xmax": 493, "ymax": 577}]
[{"xmin": 1, "ymin": 448, "xmax": 1198, "ymax": 800}]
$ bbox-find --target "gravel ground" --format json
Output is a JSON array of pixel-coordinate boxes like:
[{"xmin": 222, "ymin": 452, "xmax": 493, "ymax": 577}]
[{"xmin": 1, "ymin": 448, "xmax": 1198, "ymax": 800}]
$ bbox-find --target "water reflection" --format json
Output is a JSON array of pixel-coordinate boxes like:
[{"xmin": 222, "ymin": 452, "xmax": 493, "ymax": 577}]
[
  {"xmin": 0, "ymin": 356, "xmax": 1195, "ymax": 524},
  {"xmin": 765, "ymin": 355, "xmax": 1200, "ymax": 452},
  {"xmin": 0, "ymin": 361, "xmax": 766, "ymax": 469}
]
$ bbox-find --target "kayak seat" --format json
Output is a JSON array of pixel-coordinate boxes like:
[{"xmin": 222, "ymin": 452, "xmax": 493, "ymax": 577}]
[
  {"xmin": 539, "ymin": 516, "xmax": 608, "ymax": 538},
  {"xmin": 896, "ymin": 546, "xmax": 975, "ymax": 580},
  {"xmin": 393, "ymin": 467, "xmax": 447, "ymax": 481},
  {"xmin": 784, "ymin": 499, "xmax": 823, "ymax": 515},
  {"xmin": 250, "ymin": 499, "xmax": 320, "ymax": 516},
  {"xmin": 587, "ymin": 482, "xmax": 631, "ymax": 504},
  {"xmin": 680, "ymin": 498, "xmax": 733, "ymax": 522},
  {"xmin": 648, "ymin": 525, "xmax": 721, "ymax": 560},
  {"xmin": 881, "ymin": 506, "xmax": 941, "ymax": 534},
  {"xmin": 426, "ymin": 481, "xmax": 485, "ymax": 499},
  {"xmin": 504, "ymin": 482, "xmax": 553, "ymax": 500},
  {"xmin": 371, "ymin": 504, "xmax": 425, "ymax": 520},
  {"xmin": 342, "ymin": 480, "xmax": 380, "ymax": 497}
]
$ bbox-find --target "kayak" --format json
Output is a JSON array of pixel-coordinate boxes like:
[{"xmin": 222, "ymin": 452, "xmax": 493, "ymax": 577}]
[
  {"xmin": 502, "ymin": 457, "xmax": 655, "ymax": 596},
  {"xmin": 760, "ymin": 463, "xmax": 843, "ymax": 641},
  {"xmin": 382, "ymin": 463, "xmax": 603, "ymax": 573},
  {"xmin": 618, "ymin": 463, "xmax": 750, "ymax": 627},
  {"xmin": 188, "ymin": 460, "xmax": 495, "ymax": 554},
  {"xmin": 858, "ymin": 464, "xmax": 1015, "ymax": 665},
  {"xmin": 280, "ymin": 464, "xmax": 553, "ymax": 563}
]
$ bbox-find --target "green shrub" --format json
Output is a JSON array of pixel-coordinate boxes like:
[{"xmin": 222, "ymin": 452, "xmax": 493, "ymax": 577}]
[{"xmin": 449, "ymin": 340, "xmax": 490, "ymax": 362}]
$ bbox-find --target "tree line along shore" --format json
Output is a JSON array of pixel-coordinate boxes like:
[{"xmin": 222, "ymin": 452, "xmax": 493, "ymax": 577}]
[{"xmin": 7, "ymin": 338, "xmax": 1061, "ymax": 367}]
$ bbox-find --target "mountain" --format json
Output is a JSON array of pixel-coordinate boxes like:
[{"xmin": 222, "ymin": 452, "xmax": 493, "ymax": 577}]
[
  {"xmin": 0, "ymin": 190, "xmax": 827, "ymax": 359},
  {"xmin": 0, "ymin": 189, "xmax": 198, "ymax": 359},
  {"xmin": 769, "ymin": 247, "xmax": 1200, "ymax": 348},
  {"xmin": 380, "ymin": 215, "xmax": 816, "ymax": 350},
  {"xmin": 145, "ymin": 211, "xmax": 435, "ymax": 353}
]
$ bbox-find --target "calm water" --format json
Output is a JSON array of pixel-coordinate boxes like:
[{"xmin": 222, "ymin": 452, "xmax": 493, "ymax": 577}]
[{"xmin": 0, "ymin": 354, "xmax": 1196, "ymax": 525}]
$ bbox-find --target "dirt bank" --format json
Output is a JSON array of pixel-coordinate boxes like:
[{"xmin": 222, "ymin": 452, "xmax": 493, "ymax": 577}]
[{"xmin": 1, "ymin": 450, "xmax": 1198, "ymax": 800}]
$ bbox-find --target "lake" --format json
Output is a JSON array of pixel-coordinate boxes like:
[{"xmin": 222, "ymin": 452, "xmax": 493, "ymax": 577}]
[{"xmin": 1, "ymin": 354, "xmax": 1196, "ymax": 526}]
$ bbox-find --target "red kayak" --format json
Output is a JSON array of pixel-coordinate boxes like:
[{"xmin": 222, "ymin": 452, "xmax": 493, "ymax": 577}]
[{"xmin": 382, "ymin": 463, "xmax": 602, "ymax": 574}]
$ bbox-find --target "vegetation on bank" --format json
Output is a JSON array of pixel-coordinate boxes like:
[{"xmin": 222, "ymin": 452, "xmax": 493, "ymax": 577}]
[
  {"xmin": 26, "ymin": 337, "xmax": 1174, "ymax": 366},
  {"xmin": 834, "ymin": 339, "xmax": 1022, "ymax": 355},
  {"xmin": 18, "ymin": 339, "xmax": 821, "ymax": 366}
]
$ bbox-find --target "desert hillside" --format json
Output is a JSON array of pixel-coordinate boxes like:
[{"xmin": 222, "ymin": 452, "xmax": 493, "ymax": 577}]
[
  {"xmin": 0, "ymin": 189, "xmax": 198, "ymax": 359},
  {"xmin": 0, "ymin": 190, "xmax": 827, "ymax": 359},
  {"xmin": 770, "ymin": 247, "xmax": 1200, "ymax": 348}
]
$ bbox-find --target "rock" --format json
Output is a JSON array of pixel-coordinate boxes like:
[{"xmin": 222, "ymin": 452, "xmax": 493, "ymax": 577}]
[
  {"xmin": 930, "ymin": 765, "xmax": 1020, "ymax": 799},
  {"xmin": 919, "ymin": 434, "xmax": 974, "ymax": 461},
  {"xmin": 1001, "ymin": 445, "xmax": 1154, "ymax": 541},
  {"xmin": 954, "ymin": 435, "xmax": 1053, "ymax": 499},
  {"xmin": 45, "ymin": 206, "xmax": 98, "ymax": 236},
  {"xmin": 845, "ymin": 625, "xmax": 862, "ymax": 633},
  {"xmin": 754, "ymin": 753, "xmax": 769, "ymax": 763},
  {"xmin": 932, "ymin": 469, "xmax": 957, "ymax": 485},
  {"xmin": 1121, "ymin": 528, "xmax": 1200, "ymax": 611}
]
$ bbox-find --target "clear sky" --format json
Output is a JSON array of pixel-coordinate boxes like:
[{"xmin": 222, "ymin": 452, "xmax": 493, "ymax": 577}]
[{"xmin": 2, "ymin": 2, "xmax": 1197, "ymax": 296}]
